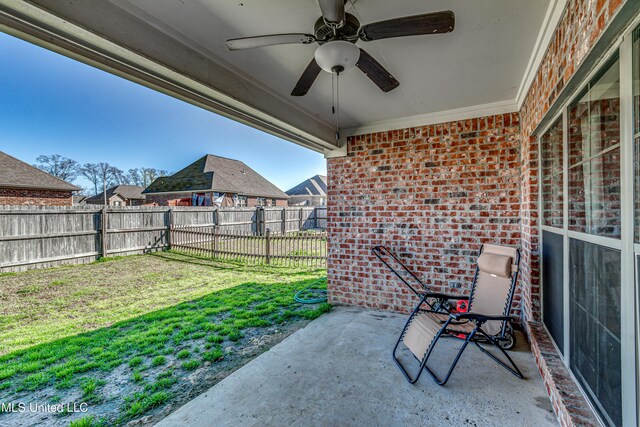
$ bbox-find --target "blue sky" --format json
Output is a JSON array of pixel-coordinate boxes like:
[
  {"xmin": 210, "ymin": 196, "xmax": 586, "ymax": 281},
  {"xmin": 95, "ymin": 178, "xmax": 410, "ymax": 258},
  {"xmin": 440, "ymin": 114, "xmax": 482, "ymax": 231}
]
[{"xmin": 0, "ymin": 32, "xmax": 326, "ymax": 192}]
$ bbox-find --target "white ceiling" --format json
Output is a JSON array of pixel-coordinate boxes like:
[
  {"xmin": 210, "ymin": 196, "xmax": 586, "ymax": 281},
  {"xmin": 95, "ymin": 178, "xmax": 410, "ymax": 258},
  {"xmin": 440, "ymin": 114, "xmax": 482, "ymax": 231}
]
[{"xmin": 112, "ymin": 0, "xmax": 551, "ymax": 133}]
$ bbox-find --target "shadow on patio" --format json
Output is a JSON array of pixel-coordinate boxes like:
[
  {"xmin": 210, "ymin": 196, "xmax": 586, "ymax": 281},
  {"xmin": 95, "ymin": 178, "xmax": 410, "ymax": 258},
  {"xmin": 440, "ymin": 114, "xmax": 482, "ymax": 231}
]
[{"xmin": 157, "ymin": 306, "xmax": 556, "ymax": 427}]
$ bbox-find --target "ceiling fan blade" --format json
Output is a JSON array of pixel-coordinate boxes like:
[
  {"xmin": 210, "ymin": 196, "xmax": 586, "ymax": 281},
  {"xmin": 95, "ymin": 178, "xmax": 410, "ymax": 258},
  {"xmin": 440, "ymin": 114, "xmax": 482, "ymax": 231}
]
[
  {"xmin": 318, "ymin": 0, "xmax": 345, "ymax": 24},
  {"xmin": 356, "ymin": 49, "xmax": 399, "ymax": 93},
  {"xmin": 226, "ymin": 34, "xmax": 315, "ymax": 51},
  {"xmin": 291, "ymin": 58, "xmax": 322, "ymax": 96},
  {"xmin": 359, "ymin": 11, "xmax": 455, "ymax": 41}
]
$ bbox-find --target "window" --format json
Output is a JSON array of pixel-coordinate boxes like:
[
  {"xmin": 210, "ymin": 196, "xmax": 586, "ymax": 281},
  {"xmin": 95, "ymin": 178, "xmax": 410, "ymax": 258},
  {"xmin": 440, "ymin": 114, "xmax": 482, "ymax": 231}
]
[
  {"xmin": 236, "ymin": 195, "xmax": 247, "ymax": 207},
  {"xmin": 542, "ymin": 231, "xmax": 564, "ymax": 353},
  {"xmin": 569, "ymin": 240, "xmax": 621, "ymax": 426},
  {"xmin": 541, "ymin": 117, "xmax": 564, "ymax": 227},
  {"xmin": 568, "ymin": 57, "xmax": 621, "ymax": 239},
  {"xmin": 256, "ymin": 197, "xmax": 266, "ymax": 206},
  {"xmin": 272, "ymin": 198, "xmax": 277, "ymax": 206},
  {"xmin": 634, "ymin": 28, "xmax": 640, "ymax": 243},
  {"xmin": 192, "ymin": 193, "xmax": 208, "ymax": 206},
  {"xmin": 113, "ymin": 200, "xmax": 122, "ymax": 207},
  {"xmin": 539, "ymin": 43, "xmax": 631, "ymax": 426}
]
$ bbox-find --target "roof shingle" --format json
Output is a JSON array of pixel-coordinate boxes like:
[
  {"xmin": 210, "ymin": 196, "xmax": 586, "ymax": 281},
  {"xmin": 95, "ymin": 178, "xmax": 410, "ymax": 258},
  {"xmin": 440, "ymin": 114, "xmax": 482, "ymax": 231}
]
[
  {"xmin": 0, "ymin": 151, "xmax": 80, "ymax": 192},
  {"xmin": 85, "ymin": 185, "xmax": 145, "ymax": 203},
  {"xmin": 143, "ymin": 155, "xmax": 288, "ymax": 199},
  {"xmin": 286, "ymin": 175, "xmax": 327, "ymax": 196}
]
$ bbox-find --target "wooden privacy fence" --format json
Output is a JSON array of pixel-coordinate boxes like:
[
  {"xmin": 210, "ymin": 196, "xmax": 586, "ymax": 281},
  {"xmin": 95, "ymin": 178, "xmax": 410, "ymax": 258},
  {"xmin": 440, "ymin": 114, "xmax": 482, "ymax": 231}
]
[
  {"xmin": 0, "ymin": 205, "xmax": 327, "ymax": 272},
  {"xmin": 171, "ymin": 226, "xmax": 327, "ymax": 267}
]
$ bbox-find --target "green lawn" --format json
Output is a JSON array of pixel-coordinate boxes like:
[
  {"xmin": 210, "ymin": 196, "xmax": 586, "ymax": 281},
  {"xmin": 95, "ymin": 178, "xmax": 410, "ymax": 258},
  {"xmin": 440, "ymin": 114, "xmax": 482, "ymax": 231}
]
[{"xmin": 0, "ymin": 252, "xmax": 328, "ymax": 426}]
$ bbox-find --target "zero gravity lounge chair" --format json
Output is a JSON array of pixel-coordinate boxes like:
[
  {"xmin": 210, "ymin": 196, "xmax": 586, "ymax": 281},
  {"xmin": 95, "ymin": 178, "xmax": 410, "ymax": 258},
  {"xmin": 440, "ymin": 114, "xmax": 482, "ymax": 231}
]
[{"xmin": 373, "ymin": 244, "xmax": 523, "ymax": 385}]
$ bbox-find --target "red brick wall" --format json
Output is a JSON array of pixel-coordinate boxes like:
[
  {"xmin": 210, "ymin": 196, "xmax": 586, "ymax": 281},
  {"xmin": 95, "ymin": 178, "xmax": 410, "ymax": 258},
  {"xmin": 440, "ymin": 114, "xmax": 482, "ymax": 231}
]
[
  {"xmin": 246, "ymin": 197, "xmax": 288, "ymax": 207},
  {"xmin": 0, "ymin": 188, "xmax": 73, "ymax": 206},
  {"xmin": 144, "ymin": 192, "xmax": 193, "ymax": 206},
  {"xmin": 326, "ymin": 113, "xmax": 521, "ymax": 314}
]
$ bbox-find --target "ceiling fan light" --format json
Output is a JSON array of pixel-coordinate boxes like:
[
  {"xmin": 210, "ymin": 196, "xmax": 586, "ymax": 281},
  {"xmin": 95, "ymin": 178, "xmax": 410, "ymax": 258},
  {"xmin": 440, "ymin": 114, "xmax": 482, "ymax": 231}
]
[{"xmin": 314, "ymin": 40, "xmax": 360, "ymax": 73}]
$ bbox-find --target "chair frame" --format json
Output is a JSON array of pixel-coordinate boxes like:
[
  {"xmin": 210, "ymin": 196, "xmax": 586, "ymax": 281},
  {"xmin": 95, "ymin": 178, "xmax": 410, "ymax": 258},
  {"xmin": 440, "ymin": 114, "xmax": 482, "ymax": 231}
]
[{"xmin": 374, "ymin": 244, "xmax": 524, "ymax": 385}]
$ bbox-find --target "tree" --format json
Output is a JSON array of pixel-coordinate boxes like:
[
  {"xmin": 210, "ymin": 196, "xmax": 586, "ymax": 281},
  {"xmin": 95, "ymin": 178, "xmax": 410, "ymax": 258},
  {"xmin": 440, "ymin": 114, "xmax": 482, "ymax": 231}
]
[
  {"xmin": 126, "ymin": 168, "xmax": 144, "ymax": 186},
  {"xmin": 141, "ymin": 168, "xmax": 169, "ymax": 187},
  {"xmin": 110, "ymin": 167, "xmax": 127, "ymax": 186},
  {"xmin": 34, "ymin": 154, "xmax": 79, "ymax": 182},
  {"xmin": 80, "ymin": 162, "xmax": 123, "ymax": 201},
  {"xmin": 80, "ymin": 163, "xmax": 101, "ymax": 196},
  {"xmin": 96, "ymin": 163, "xmax": 124, "ymax": 204}
]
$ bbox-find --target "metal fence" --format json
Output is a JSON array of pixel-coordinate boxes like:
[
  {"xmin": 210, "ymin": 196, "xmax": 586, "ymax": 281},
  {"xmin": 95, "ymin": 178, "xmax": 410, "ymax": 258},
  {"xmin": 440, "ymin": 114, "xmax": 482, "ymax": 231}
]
[
  {"xmin": 0, "ymin": 205, "xmax": 327, "ymax": 272},
  {"xmin": 171, "ymin": 226, "xmax": 327, "ymax": 267}
]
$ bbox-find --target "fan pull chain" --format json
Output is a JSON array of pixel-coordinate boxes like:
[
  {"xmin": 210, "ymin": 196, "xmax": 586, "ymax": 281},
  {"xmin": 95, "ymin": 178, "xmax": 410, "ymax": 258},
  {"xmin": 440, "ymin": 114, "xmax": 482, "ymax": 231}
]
[
  {"xmin": 336, "ymin": 70, "xmax": 340, "ymax": 141},
  {"xmin": 331, "ymin": 73, "xmax": 335, "ymax": 116}
]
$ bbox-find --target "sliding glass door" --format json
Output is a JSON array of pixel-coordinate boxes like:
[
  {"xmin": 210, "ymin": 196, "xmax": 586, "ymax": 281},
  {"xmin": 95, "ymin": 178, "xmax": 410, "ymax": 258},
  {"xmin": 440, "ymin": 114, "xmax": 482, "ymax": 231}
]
[
  {"xmin": 539, "ymin": 24, "xmax": 640, "ymax": 427},
  {"xmin": 568, "ymin": 56, "xmax": 622, "ymax": 427}
]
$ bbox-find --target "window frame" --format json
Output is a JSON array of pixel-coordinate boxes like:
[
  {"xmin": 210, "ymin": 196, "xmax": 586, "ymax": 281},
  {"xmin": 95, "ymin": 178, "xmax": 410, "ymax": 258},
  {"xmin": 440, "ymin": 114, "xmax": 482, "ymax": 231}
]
[{"xmin": 537, "ymin": 26, "xmax": 638, "ymax": 427}]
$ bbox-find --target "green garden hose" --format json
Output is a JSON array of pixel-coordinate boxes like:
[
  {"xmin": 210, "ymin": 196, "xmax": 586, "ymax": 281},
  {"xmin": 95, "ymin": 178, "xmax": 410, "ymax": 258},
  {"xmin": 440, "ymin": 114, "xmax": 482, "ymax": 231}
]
[{"xmin": 294, "ymin": 278, "xmax": 327, "ymax": 304}]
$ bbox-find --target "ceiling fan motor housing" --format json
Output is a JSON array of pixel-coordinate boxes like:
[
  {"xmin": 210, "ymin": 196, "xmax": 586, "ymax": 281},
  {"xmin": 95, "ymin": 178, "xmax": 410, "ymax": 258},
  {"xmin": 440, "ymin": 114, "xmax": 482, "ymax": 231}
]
[{"xmin": 314, "ymin": 13, "xmax": 360, "ymax": 43}]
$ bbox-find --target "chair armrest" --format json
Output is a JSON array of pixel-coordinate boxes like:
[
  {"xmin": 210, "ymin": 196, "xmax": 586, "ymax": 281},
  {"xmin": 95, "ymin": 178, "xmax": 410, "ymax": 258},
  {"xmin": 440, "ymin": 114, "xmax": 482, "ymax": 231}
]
[
  {"xmin": 424, "ymin": 292, "xmax": 469, "ymax": 301},
  {"xmin": 450, "ymin": 312, "xmax": 512, "ymax": 323}
]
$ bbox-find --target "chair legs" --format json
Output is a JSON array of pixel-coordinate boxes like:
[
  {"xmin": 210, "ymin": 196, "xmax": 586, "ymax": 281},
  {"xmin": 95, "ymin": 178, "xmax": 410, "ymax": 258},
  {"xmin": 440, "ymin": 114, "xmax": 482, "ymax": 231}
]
[
  {"xmin": 393, "ymin": 321, "xmax": 524, "ymax": 385},
  {"xmin": 473, "ymin": 328, "xmax": 524, "ymax": 379},
  {"xmin": 393, "ymin": 315, "xmax": 477, "ymax": 386}
]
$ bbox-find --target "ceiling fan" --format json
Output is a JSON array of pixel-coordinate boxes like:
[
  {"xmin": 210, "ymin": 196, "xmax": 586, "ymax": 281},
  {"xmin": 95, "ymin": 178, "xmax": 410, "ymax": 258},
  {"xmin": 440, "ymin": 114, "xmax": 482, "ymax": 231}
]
[{"xmin": 225, "ymin": 0, "xmax": 455, "ymax": 97}]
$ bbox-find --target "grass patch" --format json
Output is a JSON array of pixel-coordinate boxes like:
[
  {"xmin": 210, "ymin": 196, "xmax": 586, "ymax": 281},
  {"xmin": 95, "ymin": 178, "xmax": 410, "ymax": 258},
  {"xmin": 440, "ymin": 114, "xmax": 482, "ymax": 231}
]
[
  {"xmin": 128, "ymin": 357, "xmax": 143, "ymax": 368},
  {"xmin": 176, "ymin": 349, "xmax": 190, "ymax": 359},
  {"xmin": 181, "ymin": 360, "xmax": 200, "ymax": 371},
  {"xmin": 124, "ymin": 391, "xmax": 171, "ymax": 417},
  {"xmin": 81, "ymin": 378, "xmax": 106, "ymax": 402},
  {"xmin": 69, "ymin": 415, "xmax": 107, "ymax": 427},
  {"xmin": 202, "ymin": 348, "xmax": 224, "ymax": 363},
  {"xmin": 0, "ymin": 253, "xmax": 328, "ymax": 425},
  {"xmin": 206, "ymin": 335, "xmax": 224, "ymax": 344},
  {"xmin": 151, "ymin": 356, "xmax": 166, "ymax": 367}
]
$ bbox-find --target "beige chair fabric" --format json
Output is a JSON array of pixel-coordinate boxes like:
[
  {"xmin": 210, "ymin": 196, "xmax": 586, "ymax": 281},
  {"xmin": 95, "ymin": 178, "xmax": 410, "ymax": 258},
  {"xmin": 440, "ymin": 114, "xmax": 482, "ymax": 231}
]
[
  {"xmin": 471, "ymin": 247, "xmax": 516, "ymax": 335},
  {"xmin": 402, "ymin": 312, "xmax": 441, "ymax": 361},
  {"xmin": 477, "ymin": 253, "xmax": 511, "ymax": 278},
  {"xmin": 402, "ymin": 312, "xmax": 475, "ymax": 361},
  {"xmin": 401, "ymin": 244, "xmax": 518, "ymax": 360}
]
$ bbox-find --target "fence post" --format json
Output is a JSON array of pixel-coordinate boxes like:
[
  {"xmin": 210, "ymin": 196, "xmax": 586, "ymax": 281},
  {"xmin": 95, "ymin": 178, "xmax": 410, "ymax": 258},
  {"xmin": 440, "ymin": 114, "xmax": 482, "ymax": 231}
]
[
  {"xmin": 101, "ymin": 206, "xmax": 108, "ymax": 258},
  {"xmin": 256, "ymin": 207, "xmax": 265, "ymax": 236},
  {"xmin": 299, "ymin": 208, "xmax": 304, "ymax": 231},
  {"xmin": 167, "ymin": 208, "xmax": 173, "ymax": 249},
  {"xmin": 313, "ymin": 207, "xmax": 317, "ymax": 229},
  {"xmin": 265, "ymin": 228, "xmax": 271, "ymax": 264},
  {"xmin": 281, "ymin": 208, "xmax": 286, "ymax": 234},
  {"xmin": 212, "ymin": 226, "xmax": 218, "ymax": 259}
]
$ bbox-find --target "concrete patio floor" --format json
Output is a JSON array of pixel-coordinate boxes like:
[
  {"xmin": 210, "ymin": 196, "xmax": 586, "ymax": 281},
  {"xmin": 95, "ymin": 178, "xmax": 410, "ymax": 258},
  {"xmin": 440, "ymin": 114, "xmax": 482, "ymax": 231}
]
[{"xmin": 156, "ymin": 307, "xmax": 557, "ymax": 427}]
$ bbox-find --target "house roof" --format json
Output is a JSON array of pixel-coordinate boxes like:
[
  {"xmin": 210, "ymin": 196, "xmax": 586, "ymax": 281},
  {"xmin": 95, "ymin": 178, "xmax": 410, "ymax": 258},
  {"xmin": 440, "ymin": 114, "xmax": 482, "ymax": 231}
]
[
  {"xmin": 0, "ymin": 151, "xmax": 80, "ymax": 192},
  {"xmin": 143, "ymin": 154, "xmax": 288, "ymax": 199},
  {"xmin": 286, "ymin": 175, "xmax": 327, "ymax": 197},
  {"xmin": 85, "ymin": 185, "xmax": 146, "ymax": 203}
]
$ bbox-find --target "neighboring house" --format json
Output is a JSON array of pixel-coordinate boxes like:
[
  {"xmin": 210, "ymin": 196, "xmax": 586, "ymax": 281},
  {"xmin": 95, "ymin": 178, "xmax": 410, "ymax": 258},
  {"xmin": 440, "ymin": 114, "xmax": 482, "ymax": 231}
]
[
  {"xmin": 143, "ymin": 154, "xmax": 288, "ymax": 207},
  {"xmin": 85, "ymin": 185, "xmax": 146, "ymax": 206},
  {"xmin": 72, "ymin": 195, "xmax": 87, "ymax": 205},
  {"xmin": 286, "ymin": 175, "xmax": 326, "ymax": 206},
  {"xmin": 0, "ymin": 151, "xmax": 80, "ymax": 206}
]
